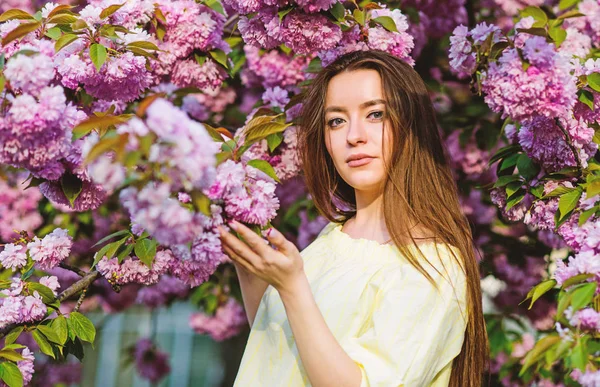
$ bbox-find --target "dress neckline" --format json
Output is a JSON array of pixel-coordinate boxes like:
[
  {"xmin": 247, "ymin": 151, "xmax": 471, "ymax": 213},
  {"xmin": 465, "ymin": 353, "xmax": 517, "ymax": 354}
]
[{"xmin": 329, "ymin": 222, "xmax": 439, "ymax": 250}]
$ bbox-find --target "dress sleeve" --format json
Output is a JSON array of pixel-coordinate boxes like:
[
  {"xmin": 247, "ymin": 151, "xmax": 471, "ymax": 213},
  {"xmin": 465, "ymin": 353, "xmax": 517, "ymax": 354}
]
[{"xmin": 340, "ymin": 244, "xmax": 469, "ymax": 387}]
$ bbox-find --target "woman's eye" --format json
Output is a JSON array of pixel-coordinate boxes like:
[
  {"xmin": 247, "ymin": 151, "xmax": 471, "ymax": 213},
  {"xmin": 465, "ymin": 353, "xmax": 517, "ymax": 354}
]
[
  {"xmin": 369, "ymin": 111, "xmax": 384, "ymax": 119},
  {"xmin": 327, "ymin": 118, "xmax": 344, "ymax": 128}
]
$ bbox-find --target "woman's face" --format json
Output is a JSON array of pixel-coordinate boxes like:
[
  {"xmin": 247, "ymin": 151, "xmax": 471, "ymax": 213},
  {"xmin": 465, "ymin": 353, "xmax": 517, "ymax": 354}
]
[{"xmin": 324, "ymin": 69, "xmax": 393, "ymax": 194}]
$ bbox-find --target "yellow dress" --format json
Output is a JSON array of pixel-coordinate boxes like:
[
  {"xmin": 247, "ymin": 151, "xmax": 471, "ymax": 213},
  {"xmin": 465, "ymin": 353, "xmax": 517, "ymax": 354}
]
[{"xmin": 233, "ymin": 221, "xmax": 468, "ymax": 387}]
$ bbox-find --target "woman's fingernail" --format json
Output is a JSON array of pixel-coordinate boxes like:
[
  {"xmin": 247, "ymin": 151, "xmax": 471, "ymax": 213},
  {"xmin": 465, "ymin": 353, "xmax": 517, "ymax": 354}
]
[
  {"xmin": 266, "ymin": 228, "xmax": 273, "ymax": 237},
  {"xmin": 228, "ymin": 221, "xmax": 238, "ymax": 230}
]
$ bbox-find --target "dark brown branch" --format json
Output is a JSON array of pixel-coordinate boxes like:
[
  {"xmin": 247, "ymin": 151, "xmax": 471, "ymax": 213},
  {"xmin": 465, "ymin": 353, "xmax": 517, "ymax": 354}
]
[{"xmin": 58, "ymin": 262, "xmax": 87, "ymax": 277}]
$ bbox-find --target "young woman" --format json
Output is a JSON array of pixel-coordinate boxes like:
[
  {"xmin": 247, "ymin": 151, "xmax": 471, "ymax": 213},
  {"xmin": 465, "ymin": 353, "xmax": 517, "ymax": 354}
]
[{"xmin": 218, "ymin": 49, "xmax": 489, "ymax": 386}]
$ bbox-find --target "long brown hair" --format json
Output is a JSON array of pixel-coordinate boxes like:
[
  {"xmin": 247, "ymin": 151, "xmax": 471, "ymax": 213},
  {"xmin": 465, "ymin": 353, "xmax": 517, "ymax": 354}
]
[{"xmin": 297, "ymin": 50, "xmax": 489, "ymax": 386}]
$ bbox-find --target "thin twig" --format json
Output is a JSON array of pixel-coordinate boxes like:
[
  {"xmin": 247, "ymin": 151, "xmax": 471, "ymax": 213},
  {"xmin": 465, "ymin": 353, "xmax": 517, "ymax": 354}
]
[{"xmin": 554, "ymin": 118, "xmax": 583, "ymax": 172}]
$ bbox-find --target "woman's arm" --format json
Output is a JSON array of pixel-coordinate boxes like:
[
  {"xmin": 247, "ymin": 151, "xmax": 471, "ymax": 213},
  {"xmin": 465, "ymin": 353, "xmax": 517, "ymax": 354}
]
[
  {"xmin": 231, "ymin": 260, "xmax": 269, "ymax": 327},
  {"xmin": 218, "ymin": 221, "xmax": 362, "ymax": 387},
  {"xmin": 278, "ymin": 276, "xmax": 363, "ymax": 387}
]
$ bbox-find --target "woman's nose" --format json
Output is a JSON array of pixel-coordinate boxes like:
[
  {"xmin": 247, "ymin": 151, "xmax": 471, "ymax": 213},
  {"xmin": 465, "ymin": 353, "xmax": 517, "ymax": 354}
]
[{"xmin": 346, "ymin": 120, "xmax": 368, "ymax": 145}]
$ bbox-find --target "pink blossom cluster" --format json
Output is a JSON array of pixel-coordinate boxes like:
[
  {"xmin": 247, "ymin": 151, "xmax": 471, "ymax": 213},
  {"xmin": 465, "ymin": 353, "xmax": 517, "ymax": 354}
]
[
  {"xmin": 566, "ymin": 306, "xmax": 600, "ymax": 332},
  {"xmin": 115, "ymin": 98, "xmax": 219, "ymax": 192},
  {"xmin": 119, "ymin": 183, "xmax": 206, "ymax": 246},
  {"xmin": 318, "ymin": 8, "xmax": 414, "ymax": 67},
  {"xmin": 404, "ymin": 0, "xmax": 467, "ymax": 39},
  {"xmin": 182, "ymin": 86, "xmax": 237, "ymax": 122},
  {"xmin": 0, "ymin": 229, "xmax": 72, "ymax": 272},
  {"xmin": 571, "ymin": 368, "xmax": 600, "ymax": 386},
  {"xmin": 206, "ymin": 159, "xmax": 280, "ymax": 227},
  {"xmin": 490, "ymin": 187, "xmax": 533, "ymax": 222},
  {"xmin": 449, "ymin": 23, "xmax": 502, "ymax": 79},
  {"xmin": 238, "ymin": 7, "xmax": 342, "ymax": 55},
  {"xmin": 0, "ymin": 174, "xmax": 43, "ymax": 242},
  {"xmin": 96, "ymin": 248, "xmax": 176, "ymax": 286},
  {"xmin": 243, "ymin": 45, "xmax": 311, "ymax": 89},
  {"xmin": 136, "ymin": 275, "xmax": 189, "ymax": 308},
  {"xmin": 0, "ymin": 277, "xmax": 48, "ymax": 330},
  {"xmin": 151, "ymin": 0, "xmax": 230, "ymax": 91},
  {"xmin": 445, "ymin": 128, "xmax": 494, "ymax": 180},
  {"xmin": 133, "ymin": 338, "xmax": 171, "ymax": 383},
  {"xmin": 241, "ymin": 126, "xmax": 301, "ymax": 182},
  {"xmin": 554, "ymin": 249, "xmax": 600, "ymax": 288},
  {"xmin": 0, "ymin": 0, "xmax": 34, "ymax": 13},
  {"xmin": 482, "ymin": 36, "xmax": 578, "ymax": 122},
  {"xmin": 189, "ymin": 298, "xmax": 247, "ymax": 341},
  {"xmin": 87, "ymin": 0, "xmax": 156, "ymax": 29},
  {"xmin": 518, "ymin": 114, "xmax": 597, "ymax": 172},
  {"xmin": 0, "ymin": 45, "xmax": 86, "ymax": 181},
  {"xmin": 564, "ymin": 0, "xmax": 600, "ymax": 48}
]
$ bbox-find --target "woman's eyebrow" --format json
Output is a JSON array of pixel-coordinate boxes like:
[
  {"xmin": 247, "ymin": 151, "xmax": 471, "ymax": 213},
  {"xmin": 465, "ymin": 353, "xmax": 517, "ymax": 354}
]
[{"xmin": 324, "ymin": 99, "xmax": 387, "ymax": 113}]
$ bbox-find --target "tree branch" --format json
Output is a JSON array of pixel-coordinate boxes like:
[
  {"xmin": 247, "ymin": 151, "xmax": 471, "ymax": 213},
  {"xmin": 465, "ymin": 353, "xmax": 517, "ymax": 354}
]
[
  {"xmin": 58, "ymin": 262, "xmax": 87, "ymax": 277},
  {"xmin": 554, "ymin": 118, "xmax": 583, "ymax": 173}
]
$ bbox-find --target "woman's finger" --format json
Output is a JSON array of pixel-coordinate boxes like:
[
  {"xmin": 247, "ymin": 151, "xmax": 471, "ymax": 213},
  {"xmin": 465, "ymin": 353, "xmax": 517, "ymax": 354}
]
[
  {"xmin": 228, "ymin": 220, "xmax": 270, "ymax": 256},
  {"xmin": 218, "ymin": 225, "xmax": 262, "ymax": 267},
  {"xmin": 265, "ymin": 227, "xmax": 296, "ymax": 256},
  {"xmin": 223, "ymin": 244, "xmax": 255, "ymax": 274}
]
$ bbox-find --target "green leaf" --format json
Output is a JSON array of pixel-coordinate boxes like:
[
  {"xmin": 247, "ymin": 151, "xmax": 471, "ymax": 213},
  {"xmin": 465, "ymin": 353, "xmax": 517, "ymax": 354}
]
[
  {"xmin": 245, "ymin": 122, "xmax": 292, "ymax": 144},
  {"xmin": 3, "ymin": 327, "xmax": 23, "ymax": 346},
  {"xmin": 578, "ymin": 89, "xmax": 594, "ymax": 111},
  {"xmin": 489, "ymin": 144, "xmax": 521, "ymax": 165},
  {"xmin": 247, "ymin": 159, "xmax": 280, "ymax": 183},
  {"xmin": 37, "ymin": 324, "xmax": 62, "ymax": 345},
  {"xmin": 46, "ymin": 14, "xmax": 77, "ymax": 24},
  {"xmin": 1, "ymin": 21, "xmax": 41, "ymax": 46},
  {"xmin": 557, "ymin": 10, "xmax": 585, "ymax": 19},
  {"xmin": 506, "ymin": 191, "xmax": 525, "ymax": 210},
  {"xmin": 578, "ymin": 206, "xmax": 597, "ymax": 226},
  {"xmin": 60, "ymin": 172, "xmax": 83, "ymax": 208},
  {"xmin": 100, "ymin": 3, "xmax": 126, "ymax": 19},
  {"xmin": 92, "ymin": 229, "xmax": 130, "ymax": 248},
  {"xmin": 28, "ymin": 283, "xmax": 56, "ymax": 304},
  {"xmin": 69, "ymin": 312, "xmax": 96, "ymax": 344},
  {"xmin": 353, "ymin": 9, "xmax": 365, "ymax": 26},
  {"xmin": 209, "ymin": 49, "xmax": 228, "ymax": 69},
  {"xmin": 305, "ymin": 57, "xmax": 322, "ymax": 73},
  {"xmin": 278, "ymin": 7, "xmax": 293, "ymax": 21},
  {"xmin": 92, "ymin": 236, "xmax": 129, "ymax": 268},
  {"xmin": 570, "ymin": 282, "xmax": 597, "ymax": 312},
  {"xmin": 32, "ymin": 329, "xmax": 56, "ymax": 359},
  {"xmin": 72, "ymin": 114, "xmax": 127, "ymax": 140},
  {"xmin": 330, "ymin": 2, "xmax": 345, "ymax": 21},
  {"xmin": 266, "ymin": 132, "xmax": 284, "ymax": 152},
  {"xmin": 557, "ymin": 187, "xmax": 583, "ymax": 223},
  {"xmin": 203, "ymin": 0, "xmax": 226, "ymax": 15},
  {"xmin": 588, "ymin": 73, "xmax": 600, "ymax": 93},
  {"xmin": 520, "ymin": 335, "xmax": 561, "ymax": 375},
  {"xmin": 0, "ymin": 349, "xmax": 25, "ymax": 362},
  {"xmin": 0, "ymin": 361, "xmax": 23, "ymax": 387},
  {"xmin": 0, "ymin": 9, "xmax": 35, "ymax": 22},
  {"xmin": 522, "ymin": 279, "xmax": 556, "ymax": 309},
  {"xmin": 372, "ymin": 16, "xmax": 398, "ymax": 32},
  {"xmin": 571, "ymin": 339, "xmax": 587, "ymax": 370},
  {"xmin": 530, "ymin": 184, "xmax": 545, "ymax": 199},
  {"xmin": 559, "ymin": 0, "xmax": 579, "ymax": 10},
  {"xmin": 521, "ymin": 6, "xmax": 548, "ymax": 25},
  {"xmin": 44, "ymin": 26, "xmax": 62, "ymax": 40},
  {"xmin": 51, "ymin": 315, "xmax": 68, "ymax": 345},
  {"xmin": 542, "ymin": 185, "xmax": 574, "ymax": 198},
  {"xmin": 89, "ymin": 43, "xmax": 107, "ymax": 72},
  {"xmin": 117, "ymin": 243, "xmax": 134, "ymax": 263},
  {"xmin": 516, "ymin": 154, "xmax": 539, "ymax": 181},
  {"xmin": 126, "ymin": 41, "xmax": 159, "ymax": 51},
  {"xmin": 202, "ymin": 123, "xmax": 226, "ymax": 142},
  {"xmin": 134, "ymin": 238, "xmax": 156, "ymax": 268},
  {"xmin": 191, "ymin": 191, "xmax": 212, "ymax": 216},
  {"xmin": 548, "ymin": 26, "xmax": 567, "ymax": 47},
  {"xmin": 493, "ymin": 174, "xmax": 522, "ymax": 188},
  {"xmin": 561, "ymin": 273, "xmax": 595, "ymax": 289}
]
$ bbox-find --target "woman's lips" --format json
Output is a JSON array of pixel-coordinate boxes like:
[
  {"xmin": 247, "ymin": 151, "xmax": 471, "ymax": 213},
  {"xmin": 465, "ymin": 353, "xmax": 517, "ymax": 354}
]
[{"xmin": 347, "ymin": 157, "xmax": 374, "ymax": 167}]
